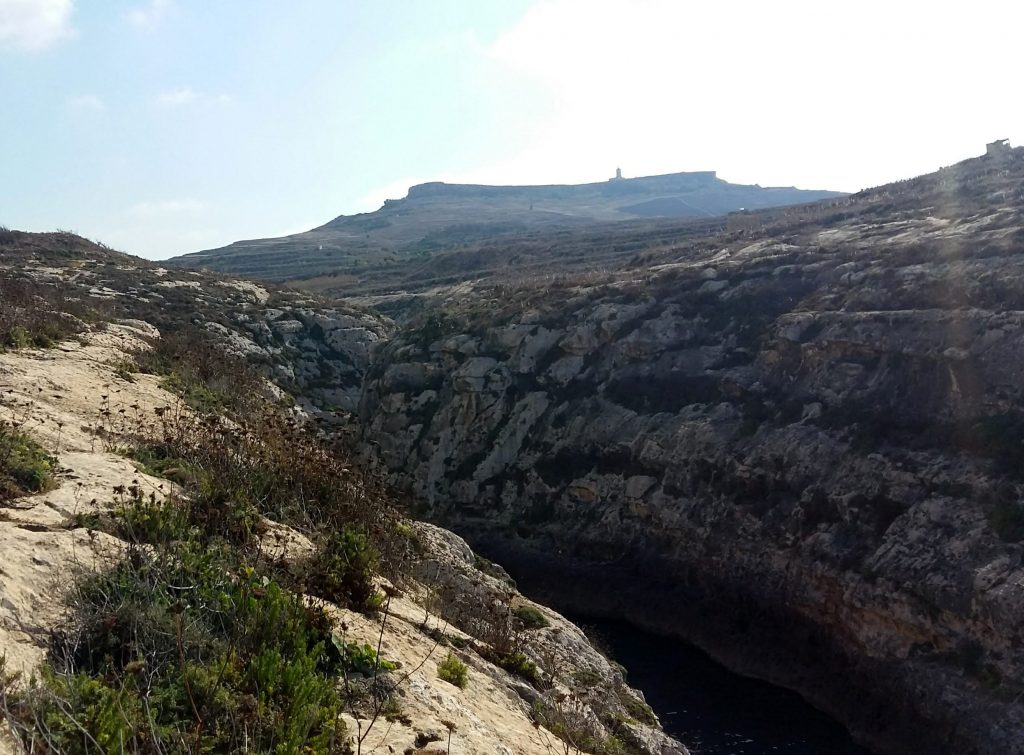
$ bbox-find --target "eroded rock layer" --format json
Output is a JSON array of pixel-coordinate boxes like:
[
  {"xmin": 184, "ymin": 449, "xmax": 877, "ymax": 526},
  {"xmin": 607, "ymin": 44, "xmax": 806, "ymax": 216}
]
[{"xmin": 359, "ymin": 151, "xmax": 1024, "ymax": 755}]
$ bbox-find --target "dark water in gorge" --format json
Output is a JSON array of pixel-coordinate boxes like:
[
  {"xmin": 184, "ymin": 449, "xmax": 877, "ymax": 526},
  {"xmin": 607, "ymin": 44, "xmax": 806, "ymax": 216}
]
[{"xmin": 572, "ymin": 616, "xmax": 874, "ymax": 755}]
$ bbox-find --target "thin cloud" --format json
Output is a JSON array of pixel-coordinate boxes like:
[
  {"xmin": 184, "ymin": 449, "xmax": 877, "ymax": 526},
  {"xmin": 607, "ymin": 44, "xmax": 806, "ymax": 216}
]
[
  {"xmin": 0, "ymin": 0, "xmax": 76, "ymax": 53},
  {"xmin": 126, "ymin": 0, "xmax": 173, "ymax": 29},
  {"xmin": 153, "ymin": 86, "xmax": 232, "ymax": 109},
  {"xmin": 154, "ymin": 86, "xmax": 198, "ymax": 108},
  {"xmin": 67, "ymin": 94, "xmax": 105, "ymax": 113}
]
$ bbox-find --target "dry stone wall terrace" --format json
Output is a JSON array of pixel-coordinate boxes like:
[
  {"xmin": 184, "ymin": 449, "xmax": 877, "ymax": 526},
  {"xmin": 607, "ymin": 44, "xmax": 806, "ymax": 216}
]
[{"xmin": 359, "ymin": 159, "xmax": 1024, "ymax": 755}]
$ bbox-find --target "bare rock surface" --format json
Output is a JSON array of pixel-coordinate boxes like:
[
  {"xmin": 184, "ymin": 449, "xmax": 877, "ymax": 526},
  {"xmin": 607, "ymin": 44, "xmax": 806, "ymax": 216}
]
[{"xmin": 0, "ymin": 330, "xmax": 173, "ymax": 674}]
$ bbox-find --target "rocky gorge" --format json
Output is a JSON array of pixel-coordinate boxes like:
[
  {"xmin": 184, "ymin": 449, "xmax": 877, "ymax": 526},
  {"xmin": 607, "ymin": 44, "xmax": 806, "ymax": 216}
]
[
  {"xmin": 0, "ymin": 237, "xmax": 684, "ymax": 755},
  {"xmin": 4, "ymin": 149, "xmax": 1024, "ymax": 754},
  {"xmin": 354, "ymin": 150, "xmax": 1024, "ymax": 754}
]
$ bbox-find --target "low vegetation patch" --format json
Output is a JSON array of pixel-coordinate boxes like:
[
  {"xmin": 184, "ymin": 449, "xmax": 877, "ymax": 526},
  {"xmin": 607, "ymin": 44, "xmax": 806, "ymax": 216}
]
[
  {"xmin": 0, "ymin": 423, "xmax": 56, "ymax": 502},
  {"xmin": 307, "ymin": 527, "xmax": 381, "ymax": 612},
  {"xmin": 1, "ymin": 325, "xmax": 418, "ymax": 753},
  {"xmin": 572, "ymin": 669, "xmax": 603, "ymax": 688},
  {"xmin": 493, "ymin": 650, "xmax": 543, "ymax": 687},
  {"xmin": 0, "ymin": 271, "xmax": 102, "ymax": 350},
  {"xmin": 5, "ymin": 494, "xmax": 350, "ymax": 753},
  {"xmin": 436, "ymin": 652, "xmax": 469, "ymax": 689},
  {"xmin": 134, "ymin": 331, "xmax": 265, "ymax": 415},
  {"xmin": 616, "ymin": 687, "xmax": 658, "ymax": 726},
  {"xmin": 125, "ymin": 407, "xmax": 407, "ymax": 608},
  {"xmin": 531, "ymin": 697, "xmax": 631, "ymax": 755},
  {"xmin": 990, "ymin": 497, "xmax": 1024, "ymax": 542},
  {"xmin": 514, "ymin": 603, "xmax": 551, "ymax": 630},
  {"xmin": 336, "ymin": 641, "xmax": 398, "ymax": 676}
]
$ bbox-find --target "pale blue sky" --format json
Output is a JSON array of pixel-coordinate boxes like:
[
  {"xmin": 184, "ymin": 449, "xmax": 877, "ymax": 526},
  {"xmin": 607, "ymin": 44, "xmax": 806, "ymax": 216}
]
[{"xmin": 2, "ymin": 0, "xmax": 1022, "ymax": 260}]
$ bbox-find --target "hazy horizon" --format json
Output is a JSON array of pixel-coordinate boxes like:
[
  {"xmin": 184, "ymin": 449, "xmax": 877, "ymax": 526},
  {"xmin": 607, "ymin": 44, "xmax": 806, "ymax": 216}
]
[{"xmin": 2, "ymin": 0, "xmax": 1021, "ymax": 260}]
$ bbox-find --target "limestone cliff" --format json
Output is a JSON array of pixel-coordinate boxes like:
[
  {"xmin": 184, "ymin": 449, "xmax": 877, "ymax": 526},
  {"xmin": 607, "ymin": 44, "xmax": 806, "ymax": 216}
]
[
  {"xmin": 0, "ymin": 243, "xmax": 684, "ymax": 754},
  {"xmin": 359, "ymin": 151, "xmax": 1024, "ymax": 755}
]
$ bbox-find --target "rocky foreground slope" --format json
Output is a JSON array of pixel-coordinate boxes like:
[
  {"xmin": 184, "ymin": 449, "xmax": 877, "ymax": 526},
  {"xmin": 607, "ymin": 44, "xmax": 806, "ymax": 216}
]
[
  {"xmin": 357, "ymin": 149, "xmax": 1024, "ymax": 754},
  {"xmin": 0, "ymin": 235, "xmax": 685, "ymax": 754}
]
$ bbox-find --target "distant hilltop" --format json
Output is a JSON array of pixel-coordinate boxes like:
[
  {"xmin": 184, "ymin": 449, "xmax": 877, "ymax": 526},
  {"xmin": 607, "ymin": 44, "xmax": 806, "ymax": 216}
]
[
  {"xmin": 401, "ymin": 170, "xmax": 721, "ymax": 201},
  {"xmin": 170, "ymin": 169, "xmax": 844, "ymax": 281}
]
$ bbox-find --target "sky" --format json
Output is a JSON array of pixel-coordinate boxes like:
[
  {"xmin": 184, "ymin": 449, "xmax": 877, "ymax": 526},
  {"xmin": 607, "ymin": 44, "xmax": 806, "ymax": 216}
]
[{"xmin": 1, "ymin": 0, "xmax": 1023, "ymax": 260}]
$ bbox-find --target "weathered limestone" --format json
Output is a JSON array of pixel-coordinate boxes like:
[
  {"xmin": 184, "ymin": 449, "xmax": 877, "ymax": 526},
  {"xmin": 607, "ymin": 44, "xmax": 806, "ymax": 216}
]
[{"xmin": 359, "ymin": 158, "xmax": 1024, "ymax": 755}]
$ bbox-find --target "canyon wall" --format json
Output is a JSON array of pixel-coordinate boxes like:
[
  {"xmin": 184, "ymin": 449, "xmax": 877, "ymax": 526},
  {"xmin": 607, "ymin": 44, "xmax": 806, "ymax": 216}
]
[{"xmin": 359, "ymin": 171, "xmax": 1024, "ymax": 754}]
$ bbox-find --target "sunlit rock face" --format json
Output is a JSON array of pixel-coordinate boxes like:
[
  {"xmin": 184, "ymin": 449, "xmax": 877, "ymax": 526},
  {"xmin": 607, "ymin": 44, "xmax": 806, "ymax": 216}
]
[
  {"xmin": 0, "ymin": 231, "xmax": 394, "ymax": 412},
  {"xmin": 359, "ymin": 151, "xmax": 1024, "ymax": 755}
]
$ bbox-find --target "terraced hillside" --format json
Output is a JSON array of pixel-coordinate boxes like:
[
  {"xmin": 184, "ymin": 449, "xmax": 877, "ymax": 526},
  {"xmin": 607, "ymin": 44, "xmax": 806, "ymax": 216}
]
[{"xmin": 170, "ymin": 170, "xmax": 841, "ymax": 283}]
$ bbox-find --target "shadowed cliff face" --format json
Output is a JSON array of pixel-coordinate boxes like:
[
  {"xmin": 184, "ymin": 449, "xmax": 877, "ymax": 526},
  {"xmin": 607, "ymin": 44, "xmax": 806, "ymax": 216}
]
[{"xmin": 358, "ymin": 151, "xmax": 1024, "ymax": 755}]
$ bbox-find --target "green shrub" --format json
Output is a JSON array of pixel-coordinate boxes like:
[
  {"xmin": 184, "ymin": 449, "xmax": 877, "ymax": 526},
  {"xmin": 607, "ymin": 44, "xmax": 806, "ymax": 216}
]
[
  {"xmin": 112, "ymin": 477, "xmax": 261, "ymax": 551},
  {"xmin": 437, "ymin": 653, "xmax": 469, "ymax": 689},
  {"xmin": 5, "ymin": 517, "xmax": 349, "ymax": 754},
  {"xmin": 160, "ymin": 372, "xmax": 233, "ymax": 413},
  {"xmin": 572, "ymin": 669, "xmax": 603, "ymax": 688},
  {"xmin": 188, "ymin": 477, "xmax": 266, "ymax": 547},
  {"xmin": 0, "ymin": 425, "xmax": 56, "ymax": 501},
  {"xmin": 126, "ymin": 443, "xmax": 199, "ymax": 486},
  {"xmin": 597, "ymin": 735, "xmax": 628, "ymax": 755},
  {"xmin": 110, "ymin": 358, "xmax": 138, "ymax": 382},
  {"xmin": 411, "ymin": 311, "xmax": 458, "ymax": 348},
  {"xmin": 334, "ymin": 640, "xmax": 398, "ymax": 676},
  {"xmin": 2, "ymin": 326, "xmax": 30, "ymax": 350},
  {"xmin": 307, "ymin": 527, "xmax": 379, "ymax": 611},
  {"xmin": 513, "ymin": 604, "xmax": 550, "ymax": 630},
  {"xmin": 112, "ymin": 490, "xmax": 192, "ymax": 545},
  {"xmin": 495, "ymin": 651, "xmax": 542, "ymax": 687},
  {"xmin": 617, "ymin": 687, "xmax": 657, "ymax": 725},
  {"xmin": 394, "ymin": 519, "xmax": 422, "ymax": 552}
]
